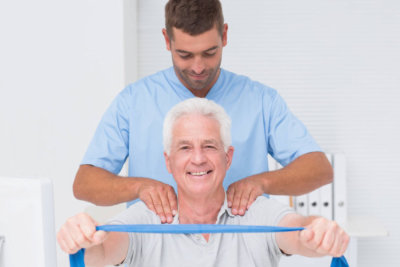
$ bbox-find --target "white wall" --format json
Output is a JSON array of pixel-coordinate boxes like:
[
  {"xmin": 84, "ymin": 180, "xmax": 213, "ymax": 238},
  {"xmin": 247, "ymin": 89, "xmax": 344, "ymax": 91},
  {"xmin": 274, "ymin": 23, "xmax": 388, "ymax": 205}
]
[
  {"xmin": 137, "ymin": 0, "xmax": 400, "ymax": 266},
  {"xmin": 1, "ymin": 0, "xmax": 399, "ymax": 266},
  {"xmin": 0, "ymin": 1, "xmax": 124, "ymax": 266}
]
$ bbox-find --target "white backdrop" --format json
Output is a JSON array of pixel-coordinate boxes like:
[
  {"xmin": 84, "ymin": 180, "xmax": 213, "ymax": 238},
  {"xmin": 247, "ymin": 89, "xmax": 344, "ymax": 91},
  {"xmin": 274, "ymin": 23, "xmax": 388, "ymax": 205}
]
[
  {"xmin": 0, "ymin": 1, "xmax": 124, "ymax": 266},
  {"xmin": 137, "ymin": 0, "xmax": 400, "ymax": 266},
  {"xmin": 1, "ymin": 0, "xmax": 399, "ymax": 266}
]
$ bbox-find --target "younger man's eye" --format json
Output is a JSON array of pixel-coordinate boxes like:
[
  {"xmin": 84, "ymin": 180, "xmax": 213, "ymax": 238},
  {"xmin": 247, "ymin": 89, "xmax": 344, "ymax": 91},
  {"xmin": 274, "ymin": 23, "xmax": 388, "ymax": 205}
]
[
  {"xmin": 203, "ymin": 52, "xmax": 216, "ymax": 58},
  {"xmin": 179, "ymin": 53, "xmax": 192, "ymax": 59}
]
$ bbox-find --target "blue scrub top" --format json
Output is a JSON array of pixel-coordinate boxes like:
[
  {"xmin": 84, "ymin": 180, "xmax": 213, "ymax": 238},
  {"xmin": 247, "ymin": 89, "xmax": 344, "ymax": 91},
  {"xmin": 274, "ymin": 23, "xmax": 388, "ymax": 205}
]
[{"xmin": 82, "ymin": 67, "xmax": 321, "ymax": 204}]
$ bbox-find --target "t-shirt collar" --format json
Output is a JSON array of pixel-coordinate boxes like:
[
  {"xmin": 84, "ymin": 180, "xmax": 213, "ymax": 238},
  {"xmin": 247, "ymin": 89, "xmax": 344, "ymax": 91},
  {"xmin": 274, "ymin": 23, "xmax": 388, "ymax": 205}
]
[{"xmin": 172, "ymin": 192, "xmax": 234, "ymax": 225}]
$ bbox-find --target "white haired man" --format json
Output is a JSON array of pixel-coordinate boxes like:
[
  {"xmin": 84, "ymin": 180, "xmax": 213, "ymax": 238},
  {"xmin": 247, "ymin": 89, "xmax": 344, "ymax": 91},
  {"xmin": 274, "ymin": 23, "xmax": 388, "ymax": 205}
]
[{"xmin": 58, "ymin": 98, "xmax": 349, "ymax": 266}]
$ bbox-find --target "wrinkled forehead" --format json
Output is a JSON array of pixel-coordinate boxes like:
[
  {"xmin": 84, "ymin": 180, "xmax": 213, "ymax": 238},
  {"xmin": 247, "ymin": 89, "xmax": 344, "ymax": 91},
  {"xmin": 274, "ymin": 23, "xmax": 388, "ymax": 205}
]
[{"xmin": 171, "ymin": 114, "xmax": 222, "ymax": 142}]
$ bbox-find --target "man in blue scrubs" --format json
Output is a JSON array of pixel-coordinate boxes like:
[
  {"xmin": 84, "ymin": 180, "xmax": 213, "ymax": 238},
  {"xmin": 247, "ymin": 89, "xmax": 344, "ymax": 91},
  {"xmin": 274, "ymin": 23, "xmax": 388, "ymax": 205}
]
[{"xmin": 73, "ymin": 0, "xmax": 333, "ymax": 224}]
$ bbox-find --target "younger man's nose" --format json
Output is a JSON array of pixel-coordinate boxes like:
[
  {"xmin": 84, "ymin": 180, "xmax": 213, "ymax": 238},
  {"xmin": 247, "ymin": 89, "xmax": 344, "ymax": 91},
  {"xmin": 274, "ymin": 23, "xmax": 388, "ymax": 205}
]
[{"xmin": 191, "ymin": 57, "xmax": 206, "ymax": 75}]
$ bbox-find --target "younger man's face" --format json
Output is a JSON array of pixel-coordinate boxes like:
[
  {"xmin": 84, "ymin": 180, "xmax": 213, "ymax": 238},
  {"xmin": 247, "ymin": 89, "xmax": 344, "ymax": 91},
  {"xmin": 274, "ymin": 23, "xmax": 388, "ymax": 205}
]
[{"xmin": 163, "ymin": 24, "xmax": 228, "ymax": 97}]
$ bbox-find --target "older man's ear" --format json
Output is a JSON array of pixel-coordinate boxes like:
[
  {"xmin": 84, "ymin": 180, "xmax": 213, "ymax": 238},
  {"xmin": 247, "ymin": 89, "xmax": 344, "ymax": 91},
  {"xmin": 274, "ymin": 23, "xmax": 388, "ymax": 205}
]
[
  {"xmin": 225, "ymin": 146, "xmax": 234, "ymax": 170},
  {"xmin": 164, "ymin": 152, "xmax": 172, "ymax": 174}
]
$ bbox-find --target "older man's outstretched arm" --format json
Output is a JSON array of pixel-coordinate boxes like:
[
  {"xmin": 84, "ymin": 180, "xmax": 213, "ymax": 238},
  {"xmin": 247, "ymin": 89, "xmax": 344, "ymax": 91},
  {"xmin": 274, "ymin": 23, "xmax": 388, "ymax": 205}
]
[
  {"xmin": 57, "ymin": 213, "xmax": 129, "ymax": 267},
  {"xmin": 276, "ymin": 213, "xmax": 349, "ymax": 258}
]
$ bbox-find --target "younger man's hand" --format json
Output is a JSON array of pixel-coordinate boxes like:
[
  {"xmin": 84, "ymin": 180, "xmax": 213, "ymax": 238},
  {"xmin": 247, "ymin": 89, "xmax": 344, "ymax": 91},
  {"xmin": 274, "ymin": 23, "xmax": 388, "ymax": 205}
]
[
  {"xmin": 227, "ymin": 175, "xmax": 264, "ymax": 215},
  {"xmin": 137, "ymin": 178, "xmax": 178, "ymax": 224}
]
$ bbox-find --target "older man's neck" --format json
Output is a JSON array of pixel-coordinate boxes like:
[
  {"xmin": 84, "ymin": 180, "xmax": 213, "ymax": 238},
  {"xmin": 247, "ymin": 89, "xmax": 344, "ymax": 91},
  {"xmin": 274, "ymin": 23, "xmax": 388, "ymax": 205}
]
[{"xmin": 178, "ymin": 188, "xmax": 225, "ymax": 225}]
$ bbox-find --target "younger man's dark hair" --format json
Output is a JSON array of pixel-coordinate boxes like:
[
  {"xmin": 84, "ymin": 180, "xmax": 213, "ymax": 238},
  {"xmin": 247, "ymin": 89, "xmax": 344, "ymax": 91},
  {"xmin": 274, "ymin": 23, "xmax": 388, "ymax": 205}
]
[{"xmin": 165, "ymin": 0, "xmax": 224, "ymax": 39}]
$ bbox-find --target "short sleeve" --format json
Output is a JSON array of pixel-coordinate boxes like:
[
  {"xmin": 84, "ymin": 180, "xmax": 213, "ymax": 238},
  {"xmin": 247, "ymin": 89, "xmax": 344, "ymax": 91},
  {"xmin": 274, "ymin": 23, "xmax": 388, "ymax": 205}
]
[
  {"xmin": 106, "ymin": 202, "xmax": 160, "ymax": 265},
  {"xmin": 265, "ymin": 91, "xmax": 321, "ymax": 166},
  {"xmin": 81, "ymin": 89, "xmax": 131, "ymax": 174},
  {"xmin": 246, "ymin": 196, "xmax": 294, "ymax": 259}
]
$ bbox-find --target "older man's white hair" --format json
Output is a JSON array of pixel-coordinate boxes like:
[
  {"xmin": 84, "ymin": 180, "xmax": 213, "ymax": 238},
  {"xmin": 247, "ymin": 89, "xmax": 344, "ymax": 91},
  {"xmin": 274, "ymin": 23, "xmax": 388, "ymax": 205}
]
[{"xmin": 163, "ymin": 98, "xmax": 232, "ymax": 155}]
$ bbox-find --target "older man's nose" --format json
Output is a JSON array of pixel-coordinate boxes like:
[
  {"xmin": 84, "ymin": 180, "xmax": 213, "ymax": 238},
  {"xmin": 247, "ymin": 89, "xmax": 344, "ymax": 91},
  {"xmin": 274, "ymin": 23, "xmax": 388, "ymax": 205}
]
[{"xmin": 191, "ymin": 148, "xmax": 207, "ymax": 164}]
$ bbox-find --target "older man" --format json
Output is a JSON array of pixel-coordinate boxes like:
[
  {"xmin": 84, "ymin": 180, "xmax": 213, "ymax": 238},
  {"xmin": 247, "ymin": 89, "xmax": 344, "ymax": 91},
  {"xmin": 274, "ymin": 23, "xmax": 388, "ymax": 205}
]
[{"xmin": 58, "ymin": 98, "xmax": 348, "ymax": 266}]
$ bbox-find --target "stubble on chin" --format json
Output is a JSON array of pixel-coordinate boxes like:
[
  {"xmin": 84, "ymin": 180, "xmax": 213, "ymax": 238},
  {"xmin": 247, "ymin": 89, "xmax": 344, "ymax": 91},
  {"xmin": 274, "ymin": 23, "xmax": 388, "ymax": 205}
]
[{"xmin": 181, "ymin": 69, "xmax": 219, "ymax": 92}]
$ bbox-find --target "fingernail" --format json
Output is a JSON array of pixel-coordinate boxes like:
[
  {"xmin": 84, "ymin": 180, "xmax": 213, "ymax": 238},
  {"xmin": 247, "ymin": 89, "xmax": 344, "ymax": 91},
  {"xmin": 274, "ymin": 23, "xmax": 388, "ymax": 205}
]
[
  {"xmin": 161, "ymin": 216, "xmax": 166, "ymax": 222},
  {"xmin": 239, "ymin": 209, "xmax": 244, "ymax": 214},
  {"xmin": 228, "ymin": 202, "xmax": 232, "ymax": 207},
  {"xmin": 168, "ymin": 216, "xmax": 172, "ymax": 222},
  {"xmin": 232, "ymin": 208, "xmax": 237, "ymax": 214},
  {"xmin": 172, "ymin": 210, "xmax": 177, "ymax": 216}
]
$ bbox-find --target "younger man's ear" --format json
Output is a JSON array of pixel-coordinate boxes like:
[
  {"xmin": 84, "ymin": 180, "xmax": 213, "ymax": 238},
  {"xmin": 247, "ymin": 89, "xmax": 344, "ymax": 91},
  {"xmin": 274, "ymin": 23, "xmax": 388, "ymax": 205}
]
[
  {"xmin": 222, "ymin": 23, "xmax": 228, "ymax": 47},
  {"xmin": 162, "ymin": 28, "xmax": 171, "ymax": 51}
]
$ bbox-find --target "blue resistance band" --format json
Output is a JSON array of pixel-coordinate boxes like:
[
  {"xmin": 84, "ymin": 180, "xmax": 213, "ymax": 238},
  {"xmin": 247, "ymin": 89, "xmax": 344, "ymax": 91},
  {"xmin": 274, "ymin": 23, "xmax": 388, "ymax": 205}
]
[{"xmin": 69, "ymin": 224, "xmax": 349, "ymax": 267}]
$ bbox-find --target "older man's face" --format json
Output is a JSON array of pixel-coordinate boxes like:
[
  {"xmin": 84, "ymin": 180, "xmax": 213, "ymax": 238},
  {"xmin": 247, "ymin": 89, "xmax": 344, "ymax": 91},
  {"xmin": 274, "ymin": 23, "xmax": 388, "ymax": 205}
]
[{"xmin": 164, "ymin": 114, "xmax": 233, "ymax": 197}]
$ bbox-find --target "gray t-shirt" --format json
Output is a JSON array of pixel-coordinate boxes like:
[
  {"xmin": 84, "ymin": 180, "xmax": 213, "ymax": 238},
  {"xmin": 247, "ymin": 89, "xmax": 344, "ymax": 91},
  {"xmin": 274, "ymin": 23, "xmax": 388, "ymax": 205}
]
[{"xmin": 109, "ymin": 196, "xmax": 293, "ymax": 267}]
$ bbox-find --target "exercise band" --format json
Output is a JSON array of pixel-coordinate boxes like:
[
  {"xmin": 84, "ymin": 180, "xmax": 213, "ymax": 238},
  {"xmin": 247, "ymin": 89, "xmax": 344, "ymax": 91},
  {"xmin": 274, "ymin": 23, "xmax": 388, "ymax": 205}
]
[{"xmin": 69, "ymin": 224, "xmax": 349, "ymax": 267}]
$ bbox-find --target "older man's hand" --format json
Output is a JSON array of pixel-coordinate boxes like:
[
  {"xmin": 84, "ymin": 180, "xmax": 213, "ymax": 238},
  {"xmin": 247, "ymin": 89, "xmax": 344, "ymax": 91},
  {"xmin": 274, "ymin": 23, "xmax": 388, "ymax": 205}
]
[
  {"xmin": 137, "ymin": 178, "xmax": 178, "ymax": 224},
  {"xmin": 227, "ymin": 175, "xmax": 264, "ymax": 215},
  {"xmin": 57, "ymin": 213, "xmax": 107, "ymax": 254},
  {"xmin": 300, "ymin": 217, "xmax": 350, "ymax": 257}
]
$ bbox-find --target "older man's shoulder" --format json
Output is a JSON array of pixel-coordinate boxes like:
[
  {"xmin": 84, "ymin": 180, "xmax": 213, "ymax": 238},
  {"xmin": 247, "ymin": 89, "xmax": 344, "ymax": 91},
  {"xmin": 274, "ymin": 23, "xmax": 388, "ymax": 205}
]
[
  {"xmin": 245, "ymin": 196, "xmax": 294, "ymax": 221},
  {"xmin": 108, "ymin": 200, "xmax": 162, "ymax": 225},
  {"xmin": 250, "ymin": 195, "xmax": 287, "ymax": 208},
  {"xmin": 129, "ymin": 201, "xmax": 162, "ymax": 222}
]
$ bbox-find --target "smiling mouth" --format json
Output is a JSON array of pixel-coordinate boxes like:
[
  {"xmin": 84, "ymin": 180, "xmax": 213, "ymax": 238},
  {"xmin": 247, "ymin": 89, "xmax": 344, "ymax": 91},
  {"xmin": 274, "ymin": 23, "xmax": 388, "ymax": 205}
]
[
  {"xmin": 189, "ymin": 73, "xmax": 208, "ymax": 80},
  {"xmin": 188, "ymin": 170, "xmax": 212, "ymax": 176}
]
